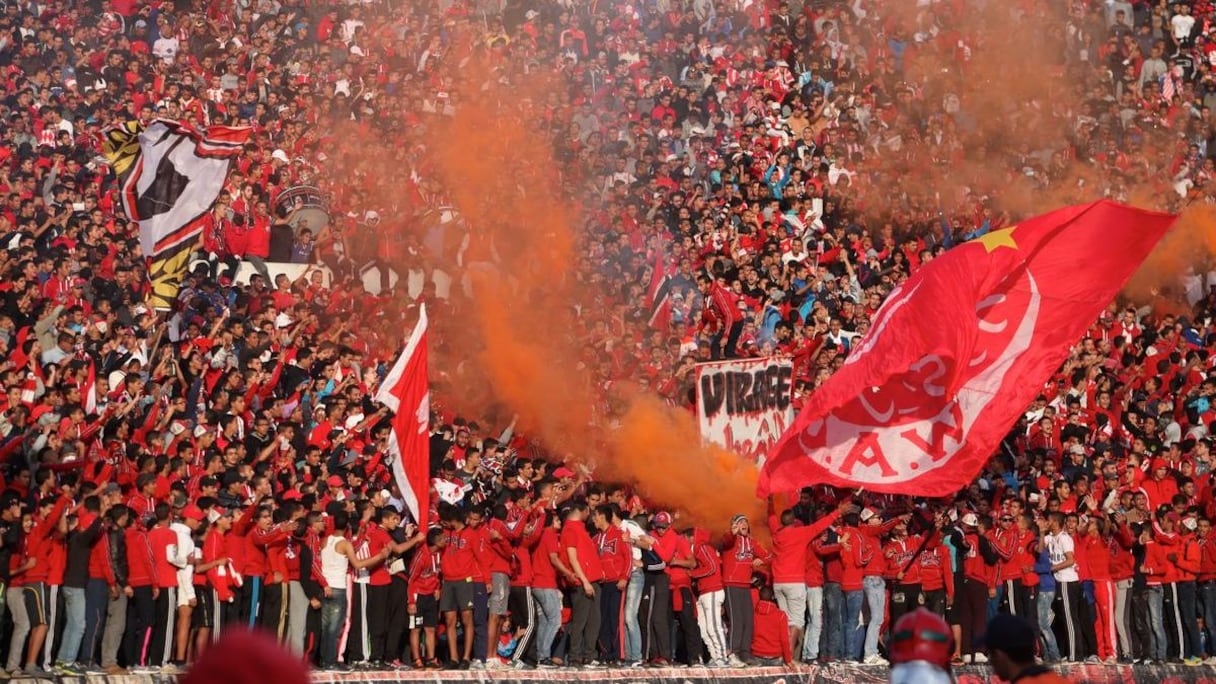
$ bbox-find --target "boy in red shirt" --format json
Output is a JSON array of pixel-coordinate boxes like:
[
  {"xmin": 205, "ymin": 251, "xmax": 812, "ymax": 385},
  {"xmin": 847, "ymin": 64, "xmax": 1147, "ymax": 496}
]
[
  {"xmin": 751, "ymin": 586, "xmax": 793, "ymax": 666},
  {"xmin": 408, "ymin": 528, "xmax": 445, "ymax": 668}
]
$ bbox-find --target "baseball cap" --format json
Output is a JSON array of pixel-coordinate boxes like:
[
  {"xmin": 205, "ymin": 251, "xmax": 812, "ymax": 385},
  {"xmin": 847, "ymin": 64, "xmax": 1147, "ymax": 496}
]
[
  {"xmin": 553, "ymin": 466, "xmax": 576, "ymax": 479},
  {"xmin": 326, "ymin": 475, "xmax": 344, "ymax": 488},
  {"xmin": 652, "ymin": 511, "xmax": 673, "ymax": 528},
  {"xmin": 961, "ymin": 513, "xmax": 979, "ymax": 527},
  {"xmin": 182, "ymin": 505, "xmax": 206, "ymax": 522}
]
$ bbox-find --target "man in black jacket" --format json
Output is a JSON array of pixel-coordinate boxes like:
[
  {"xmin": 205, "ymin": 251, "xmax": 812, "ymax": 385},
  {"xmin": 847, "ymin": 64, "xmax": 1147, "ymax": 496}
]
[{"xmin": 53, "ymin": 496, "xmax": 108, "ymax": 674}]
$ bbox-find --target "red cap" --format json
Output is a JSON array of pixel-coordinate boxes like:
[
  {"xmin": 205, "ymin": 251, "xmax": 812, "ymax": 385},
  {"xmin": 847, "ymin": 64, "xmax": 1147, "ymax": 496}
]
[
  {"xmin": 281, "ymin": 490, "xmax": 303, "ymax": 502},
  {"xmin": 1152, "ymin": 458, "xmax": 1169, "ymax": 471},
  {"xmin": 553, "ymin": 466, "xmax": 576, "ymax": 479},
  {"xmin": 326, "ymin": 475, "xmax": 344, "ymax": 488},
  {"xmin": 182, "ymin": 505, "xmax": 206, "ymax": 522}
]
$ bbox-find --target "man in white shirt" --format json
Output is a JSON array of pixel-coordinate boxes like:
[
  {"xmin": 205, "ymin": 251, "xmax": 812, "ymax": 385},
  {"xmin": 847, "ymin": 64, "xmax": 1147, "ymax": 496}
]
[{"xmin": 1043, "ymin": 512, "xmax": 1095, "ymax": 661}]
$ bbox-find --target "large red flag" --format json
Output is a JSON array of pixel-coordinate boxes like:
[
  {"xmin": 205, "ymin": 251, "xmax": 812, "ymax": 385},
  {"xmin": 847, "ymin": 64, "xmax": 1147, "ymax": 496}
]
[
  {"xmin": 759, "ymin": 201, "xmax": 1176, "ymax": 497},
  {"xmin": 374, "ymin": 305, "xmax": 431, "ymax": 529}
]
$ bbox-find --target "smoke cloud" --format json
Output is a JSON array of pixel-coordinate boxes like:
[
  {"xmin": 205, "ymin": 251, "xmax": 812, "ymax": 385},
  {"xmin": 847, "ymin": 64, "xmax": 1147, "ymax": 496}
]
[{"xmin": 419, "ymin": 67, "xmax": 764, "ymax": 527}]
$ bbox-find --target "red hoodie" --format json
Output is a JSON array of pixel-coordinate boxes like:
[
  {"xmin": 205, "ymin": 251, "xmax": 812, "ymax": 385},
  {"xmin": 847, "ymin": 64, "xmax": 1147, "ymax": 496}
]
[
  {"xmin": 751, "ymin": 599, "xmax": 793, "ymax": 663},
  {"xmin": 24, "ymin": 497, "xmax": 70, "ymax": 584},
  {"xmin": 962, "ymin": 531, "xmax": 995, "ymax": 586},
  {"xmin": 441, "ymin": 525, "xmax": 480, "ymax": 582},
  {"xmin": 690, "ymin": 529, "xmax": 724, "ymax": 595},
  {"xmin": 720, "ymin": 533, "xmax": 770, "ymax": 588},
  {"xmin": 1199, "ymin": 530, "xmax": 1216, "ymax": 582},
  {"xmin": 919, "ymin": 543, "xmax": 955, "ymax": 603}
]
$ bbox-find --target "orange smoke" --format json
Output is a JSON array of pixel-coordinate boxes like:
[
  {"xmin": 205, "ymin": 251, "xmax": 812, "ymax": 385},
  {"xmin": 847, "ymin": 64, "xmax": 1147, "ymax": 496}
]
[
  {"xmin": 1124, "ymin": 204, "xmax": 1216, "ymax": 313},
  {"xmin": 418, "ymin": 66, "xmax": 763, "ymax": 528}
]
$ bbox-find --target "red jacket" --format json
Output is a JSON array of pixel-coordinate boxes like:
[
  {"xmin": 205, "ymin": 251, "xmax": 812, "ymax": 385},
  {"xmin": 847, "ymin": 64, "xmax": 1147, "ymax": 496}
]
[
  {"xmin": 768, "ymin": 509, "xmax": 841, "ymax": 584},
  {"xmin": 204, "ymin": 529, "xmax": 236, "ymax": 602},
  {"xmin": 1143, "ymin": 540, "xmax": 1171, "ymax": 586},
  {"xmin": 751, "ymin": 600, "xmax": 793, "ymax": 663},
  {"xmin": 254, "ymin": 524, "xmax": 290, "ymax": 584},
  {"xmin": 839, "ymin": 526, "xmax": 873, "ymax": 592},
  {"xmin": 594, "ymin": 524, "xmax": 631, "ymax": 584},
  {"xmin": 884, "ymin": 535, "xmax": 923, "ymax": 585},
  {"xmin": 814, "ymin": 535, "xmax": 842, "ymax": 585},
  {"xmin": 407, "ymin": 548, "xmax": 441, "ymax": 605},
  {"xmin": 1079, "ymin": 534, "xmax": 1112, "ymax": 581},
  {"xmin": 1198, "ymin": 531, "xmax": 1216, "ymax": 582},
  {"xmin": 962, "ymin": 532, "xmax": 995, "ymax": 586},
  {"xmin": 148, "ymin": 524, "xmax": 178, "ymax": 589},
  {"xmin": 24, "ymin": 497, "xmax": 69, "ymax": 584},
  {"xmin": 720, "ymin": 533, "xmax": 770, "ymax": 588},
  {"xmin": 124, "ymin": 526, "xmax": 155, "ymax": 588},
  {"xmin": 690, "ymin": 529, "xmax": 724, "ymax": 595},
  {"xmin": 919, "ymin": 543, "xmax": 954, "ymax": 603}
]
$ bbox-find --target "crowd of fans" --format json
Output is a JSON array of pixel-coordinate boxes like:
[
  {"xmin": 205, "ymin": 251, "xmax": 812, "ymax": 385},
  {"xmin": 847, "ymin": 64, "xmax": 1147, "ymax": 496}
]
[{"xmin": 1, "ymin": 0, "xmax": 1216, "ymax": 677}]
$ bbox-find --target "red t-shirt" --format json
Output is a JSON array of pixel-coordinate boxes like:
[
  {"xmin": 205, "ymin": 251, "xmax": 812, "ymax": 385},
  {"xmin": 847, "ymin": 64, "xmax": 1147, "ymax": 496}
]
[
  {"xmin": 363, "ymin": 523, "xmax": 393, "ymax": 586},
  {"xmin": 440, "ymin": 526, "xmax": 479, "ymax": 582},
  {"xmin": 561, "ymin": 522, "xmax": 604, "ymax": 583},
  {"xmin": 148, "ymin": 525, "xmax": 179, "ymax": 589},
  {"xmin": 531, "ymin": 528, "xmax": 561, "ymax": 590}
]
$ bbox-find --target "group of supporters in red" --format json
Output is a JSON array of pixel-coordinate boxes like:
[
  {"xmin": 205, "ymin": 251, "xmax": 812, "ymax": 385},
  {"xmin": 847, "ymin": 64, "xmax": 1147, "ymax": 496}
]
[{"xmin": 4, "ymin": 0, "xmax": 1216, "ymax": 677}]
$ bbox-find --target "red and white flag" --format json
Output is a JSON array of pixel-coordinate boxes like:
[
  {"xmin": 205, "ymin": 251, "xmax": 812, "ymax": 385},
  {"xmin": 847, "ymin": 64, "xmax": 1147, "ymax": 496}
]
[
  {"xmin": 759, "ymin": 201, "xmax": 1176, "ymax": 497},
  {"xmin": 83, "ymin": 360, "xmax": 98, "ymax": 416},
  {"xmin": 374, "ymin": 305, "xmax": 431, "ymax": 530}
]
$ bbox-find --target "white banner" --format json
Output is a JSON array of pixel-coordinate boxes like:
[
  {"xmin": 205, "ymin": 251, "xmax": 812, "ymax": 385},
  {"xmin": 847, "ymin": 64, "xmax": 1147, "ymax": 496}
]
[{"xmin": 695, "ymin": 357, "xmax": 795, "ymax": 466}]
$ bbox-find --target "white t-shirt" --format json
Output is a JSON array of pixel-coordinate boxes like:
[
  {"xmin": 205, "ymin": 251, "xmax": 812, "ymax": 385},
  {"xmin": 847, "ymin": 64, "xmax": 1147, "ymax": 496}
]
[{"xmin": 1045, "ymin": 531, "xmax": 1079, "ymax": 583}]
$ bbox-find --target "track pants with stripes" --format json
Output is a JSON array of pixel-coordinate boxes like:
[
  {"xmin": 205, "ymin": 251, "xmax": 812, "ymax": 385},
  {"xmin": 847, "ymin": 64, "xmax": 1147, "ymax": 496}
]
[{"xmin": 1055, "ymin": 580, "xmax": 1096, "ymax": 661}]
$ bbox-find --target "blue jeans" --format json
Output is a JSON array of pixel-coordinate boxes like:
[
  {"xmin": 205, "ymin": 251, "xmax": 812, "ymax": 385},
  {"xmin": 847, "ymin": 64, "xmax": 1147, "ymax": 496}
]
[
  {"xmin": 843, "ymin": 590, "xmax": 864, "ymax": 661},
  {"xmin": 623, "ymin": 570, "xmax": 644, "ymax": 662},
  {"xmin": 56, "ymin": 586, "xmax": 87, "ymax": 664},
  {"xmin": 1036, "ymin": 589, "xmax": 1061, "ymax": 661},
  {"xmin": 534, "ymin": 588, "xmax": 562, "ymax": 661},
  {"xmin": 862, "ymin": 577, "xmax": 885, "ymax": 658},
  {"xmin": 803, "ymin": 586, "xmax": 823, "ymax": 661},
  {"xmin": 1201, "ymin": 582, "xmax": 1216, "ymax": 657},
  {"xmin": 320, "ymin": 589, "xmax": 347, "ymax": 667},
  {"xmin": 79, "ymin": 579, "xmax": 110, "ymax": 666},
  {"xmin": 823, "ymin": 583, "xmax": 844, "ymax": 659},
  {"xmin": 1147, "ymin": 585, "xmax": 1167, "ymax": 661}
]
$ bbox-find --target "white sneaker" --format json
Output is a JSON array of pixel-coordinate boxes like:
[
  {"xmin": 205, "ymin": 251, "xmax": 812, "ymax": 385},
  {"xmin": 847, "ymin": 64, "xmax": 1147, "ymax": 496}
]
[
  {"xmin": 863, "ymin": 654, "xmax": 888, "ymax": 666},
  {"xmin": 972, "ymin": 653, "xmax": 989, "ymax": 664},
  {"xmin": 727, "ymin": 654, "xmax": 748, "ymax": 668},
  {"xmin": 484, "ymin": 659, "xmax": 503, "ymax": 670},
  {"xmin": 468, "ymin": 661, "xmax": 486, "ymax": 671}
]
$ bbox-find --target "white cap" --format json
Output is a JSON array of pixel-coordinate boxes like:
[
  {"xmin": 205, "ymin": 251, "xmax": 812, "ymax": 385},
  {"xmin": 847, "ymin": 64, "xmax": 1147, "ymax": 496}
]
[
  {"xmin": 271, "ymin": 149, "xmax": 289, "ymax": 163},
  {"xmin": 859, "ymin": 507, "xmax": 876, "ymax": 522},
  {"xmin": 193, "ymin": 424, "xmax": 210, "ymax": 438},
  {"xmin": 961, "ymin": 513, "xmax": 979, "ymax": 527}
]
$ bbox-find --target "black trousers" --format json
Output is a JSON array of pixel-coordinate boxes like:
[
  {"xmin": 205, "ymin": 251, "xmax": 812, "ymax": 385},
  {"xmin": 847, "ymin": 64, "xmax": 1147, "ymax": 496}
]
[
  {"xmin": 599, "ymin": 582, "xmax": 623, "ymax": 662},
  {"xmin": 1130, "ymin": 587, "xmax": 1152, "ymax": 661},
  {"xmin": 924, "ymin": 588, "xmax": 948, "ymax": 619},
  {"xmin": 889, "ymin": 583, "xmax": 923, "ymax": 633},
  {"xmin": 507, "ymin": 586, "xmax": 537, "ymax": 665},
  {"xmin": 672, "ymin": 586, "xmax": 703, "ymax": 665},
  {"xmin": 148, "ymin": 586, "xmax": 176, "ymax": 666},
  {"xmin": 384, "ymin": 577, "xmax": 410, "ymax": 663},
  {"xmin": 124, "ymin": 586, "xmax": 156, "ymax": 667},
  {"xmin": 724, "ymin": 585, "xmax": 754, "ymax": 660},
  {"xmin": 260, "ymin": 582, "xmax": 287, "ymax": 641},
  {"xmin": 639, "ymin": 572, "xmax": 672, "ymax": 661},
  {"xmin": 366, "ymin": 584, "xmax": 390, "ymax": 663},
  {"xmin": 1055, "ymin": 580, "xmax": 1096, "ymax": 660},
  {"xmin": 1002, "ymin": 580, "xmax": 1034, "ymax": 621},
  {"xmin": 346, "ymin": 584, "xmax": 369, "ymax": 663}
]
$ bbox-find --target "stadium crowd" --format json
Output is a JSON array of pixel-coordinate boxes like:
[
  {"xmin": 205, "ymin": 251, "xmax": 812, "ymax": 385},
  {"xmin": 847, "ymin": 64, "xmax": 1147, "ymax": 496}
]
[{"xmin": 1, "ymin": 0, "xmax": 1216, "ymax": 677}]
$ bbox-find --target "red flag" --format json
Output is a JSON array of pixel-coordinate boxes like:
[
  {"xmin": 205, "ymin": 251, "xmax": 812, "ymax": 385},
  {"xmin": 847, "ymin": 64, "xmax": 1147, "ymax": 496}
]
[
  {"xmin": 646, "ymin": 253, "xmax": 672, "ymax": 330},
  {"xmin": 374, "ymin": 304, "xmax": 431, "ymax": 529},
  {"xmin": 759, "ymin": 201, "xmax": 1176, "ymax": 497}
]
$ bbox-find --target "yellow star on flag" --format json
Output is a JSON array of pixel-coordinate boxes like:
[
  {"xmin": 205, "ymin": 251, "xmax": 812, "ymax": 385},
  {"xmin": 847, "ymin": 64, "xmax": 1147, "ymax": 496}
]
[{"xmin": 976, "ymin": 226, "xmax": 1018, "ymax": 253}]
